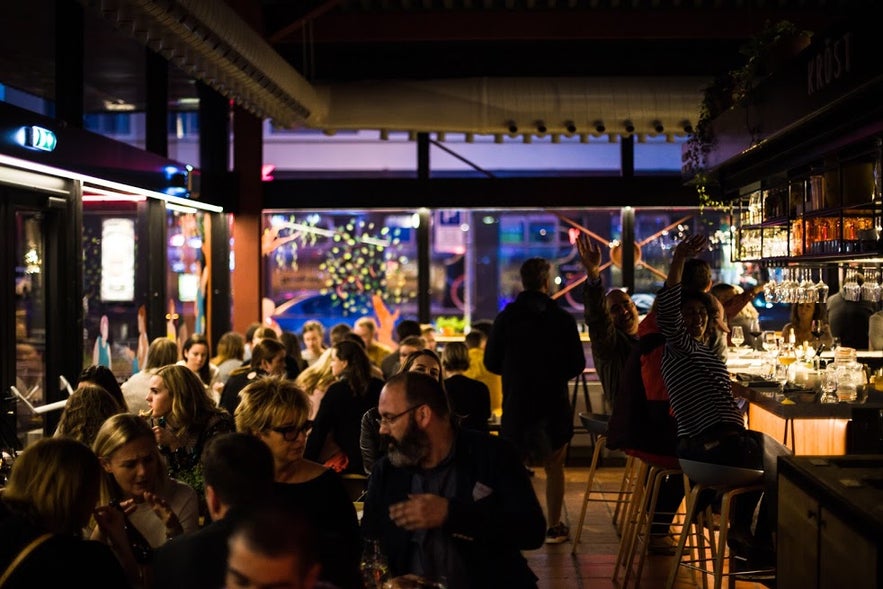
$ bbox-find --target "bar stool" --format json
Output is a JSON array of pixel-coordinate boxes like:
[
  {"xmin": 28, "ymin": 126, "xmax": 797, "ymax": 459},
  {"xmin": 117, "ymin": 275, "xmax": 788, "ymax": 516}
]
[
  {"xmin": 613, "ymin": 454, "xmax": 683, "ymax": 587},
  {"xmin": 665, "ymin": 459, "xmax": 771, "ymax": 589},
  {"xmin": 571, "ymin": 413, "xmax": 637, "ymax": 554}
]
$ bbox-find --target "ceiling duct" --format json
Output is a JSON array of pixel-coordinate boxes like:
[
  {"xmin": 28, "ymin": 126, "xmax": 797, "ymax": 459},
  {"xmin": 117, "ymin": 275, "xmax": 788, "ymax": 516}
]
[
  {"xmin": 79, "ymin": 0, "xmax": 327, "ymax": 127},
  {"xmin": 314, "ymin": 77, "xmax": 706, "ymax": 140},
  {"xmin": 80, "ymin": 0, "xmax": 706, "ymax": 139}
]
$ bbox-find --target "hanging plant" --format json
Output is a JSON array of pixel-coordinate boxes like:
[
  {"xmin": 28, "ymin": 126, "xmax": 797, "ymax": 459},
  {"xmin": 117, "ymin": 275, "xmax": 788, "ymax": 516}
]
[{"xmin": 685, "ymin": 20, "xmax": 812, "ymax": 211}]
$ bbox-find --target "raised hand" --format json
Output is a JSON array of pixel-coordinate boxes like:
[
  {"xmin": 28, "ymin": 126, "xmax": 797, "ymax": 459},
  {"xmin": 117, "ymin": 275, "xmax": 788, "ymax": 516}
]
[
  {"xmin": 143, "ymin": 491, "xmax": 184, "ymax": 537},
  {"xmin": 576, "ymin": 234, "xmax": 602, "ymax": 278},
  {"xmin": 673, "ymin": 234, "xmax": 707, "ymax": 259}
]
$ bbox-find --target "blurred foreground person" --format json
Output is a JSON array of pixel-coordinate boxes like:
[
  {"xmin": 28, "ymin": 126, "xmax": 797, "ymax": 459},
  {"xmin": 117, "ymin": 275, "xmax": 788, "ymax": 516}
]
[
  {"xmin": 225, "ymin": 501, "xmax": 323, "ymax": 589},
  {"xmin": 0, "ymin": 438, "xmax": 130, "ymax": 588},
  {"xmin": 153, "ymin": 433, "xmax": 276, "ymax": 589}
]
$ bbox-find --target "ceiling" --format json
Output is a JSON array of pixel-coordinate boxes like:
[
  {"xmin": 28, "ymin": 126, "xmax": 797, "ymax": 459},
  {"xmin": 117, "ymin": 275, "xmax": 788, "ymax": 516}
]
[{"xmin": 0, "ymin": 0, "xmax": 860, "ymax": 140}]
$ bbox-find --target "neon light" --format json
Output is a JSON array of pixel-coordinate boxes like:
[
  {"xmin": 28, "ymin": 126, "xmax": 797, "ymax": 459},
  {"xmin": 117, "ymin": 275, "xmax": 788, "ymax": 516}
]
[{"xmin": 83, "ymin": 195, "xmax": 147, "ymax": 203}]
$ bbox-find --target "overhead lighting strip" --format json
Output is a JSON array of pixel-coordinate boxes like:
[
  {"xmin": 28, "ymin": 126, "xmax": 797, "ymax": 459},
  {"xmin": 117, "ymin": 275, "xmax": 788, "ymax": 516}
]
[{"xmin": 0, "ymin": 154, "xmax": 223, "ymax": 213}]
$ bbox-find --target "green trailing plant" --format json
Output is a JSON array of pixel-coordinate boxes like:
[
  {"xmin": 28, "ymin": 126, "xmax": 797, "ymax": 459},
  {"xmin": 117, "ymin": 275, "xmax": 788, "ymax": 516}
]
[{"xmin": 686, "ymin": 20, "xmax": 812, "ymax": 212}]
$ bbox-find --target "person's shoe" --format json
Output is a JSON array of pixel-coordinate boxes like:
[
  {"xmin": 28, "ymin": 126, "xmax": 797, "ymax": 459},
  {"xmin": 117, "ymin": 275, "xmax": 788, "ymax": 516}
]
[
  {"xmin": 647, "ymin": 534, "xmax": 677, "ymax": 555},
  {"xmin": 545, "ymin": 523, "xmax": 570, "ymax": 544}
]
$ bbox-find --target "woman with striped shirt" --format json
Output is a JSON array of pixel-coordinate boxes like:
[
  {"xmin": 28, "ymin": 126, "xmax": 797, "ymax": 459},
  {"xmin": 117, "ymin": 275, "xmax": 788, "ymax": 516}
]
[{"xmin": 657, "ymin": 235, "xmax": 788, "ymax": 564}]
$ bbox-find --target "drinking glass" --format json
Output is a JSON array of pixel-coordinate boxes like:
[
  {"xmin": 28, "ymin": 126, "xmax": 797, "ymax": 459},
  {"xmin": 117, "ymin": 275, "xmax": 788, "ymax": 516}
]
[
  {"xmin": 814, "ymin": 269, "xmax": 829, "ymax": 303},
  {"xmin": 820, "ymin": 369, "xmax": 839, "ymax": 403},
  {"xmin": 730, "ymin": 326, "xmax": 745, "ymax": 349},
  {"xmin": 778, "ymin": 344, "xmax": 798, "ymax": 387},
  {"xmin": 810, "ymin": 319, "xmax": 827, "ymax": 352},
  {"xmin": 761, "ymin": 331, "xmax": 779, "ymax": 354},
  {"xmin": 747, "ymin": 318, "xmax": 762, "ymax": 350}
]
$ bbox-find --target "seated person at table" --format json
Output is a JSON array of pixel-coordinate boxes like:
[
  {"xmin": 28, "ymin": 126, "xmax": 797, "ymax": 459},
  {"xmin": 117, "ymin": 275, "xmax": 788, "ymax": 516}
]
[{"xmin": 362, "ymin": 371, "xmax": 546, "ymax": 588}]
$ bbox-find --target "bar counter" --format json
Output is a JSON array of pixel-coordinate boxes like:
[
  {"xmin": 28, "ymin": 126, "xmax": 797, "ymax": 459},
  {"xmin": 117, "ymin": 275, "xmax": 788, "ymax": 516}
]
[{"xmin": 731, "ymin": 380, "xmax": 883, "ymax": 455}]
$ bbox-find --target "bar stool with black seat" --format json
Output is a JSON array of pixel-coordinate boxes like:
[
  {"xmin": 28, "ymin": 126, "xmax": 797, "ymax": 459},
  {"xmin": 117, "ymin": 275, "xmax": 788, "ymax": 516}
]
[
  {"xmin": 571, "ymin": 412, "xmax": 636, "ymax": 554},
  {"xmin": 665, "ymin": 459, "xmax": 773, "ymax": 589}
]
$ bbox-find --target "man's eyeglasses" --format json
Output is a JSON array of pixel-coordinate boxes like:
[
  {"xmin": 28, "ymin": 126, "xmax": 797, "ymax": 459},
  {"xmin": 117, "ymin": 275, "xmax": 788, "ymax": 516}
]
[
  {"xmin": 376, "ymin": 404, "xmax": 424, "ymax": 427},
  {"xmin": 269, "ymin": 420, "xmax": 313, "ymax": 441}
]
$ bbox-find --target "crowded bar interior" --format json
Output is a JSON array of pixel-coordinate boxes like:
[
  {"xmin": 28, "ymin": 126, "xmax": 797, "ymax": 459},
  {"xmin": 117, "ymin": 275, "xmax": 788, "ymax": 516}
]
[{"xmin": 1, "ymin": 2, "xmax": 882, "ymax": 588}]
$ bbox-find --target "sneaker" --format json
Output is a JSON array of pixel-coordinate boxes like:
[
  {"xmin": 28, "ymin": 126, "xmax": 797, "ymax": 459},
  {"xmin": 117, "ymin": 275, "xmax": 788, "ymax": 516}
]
[
  {"xmin": 545, "ymin": 523, "xmax": 570, "ymax": 544},
  {"xmin": 647, "ymin": 534, "xmax": 677, "ymax": 555}
]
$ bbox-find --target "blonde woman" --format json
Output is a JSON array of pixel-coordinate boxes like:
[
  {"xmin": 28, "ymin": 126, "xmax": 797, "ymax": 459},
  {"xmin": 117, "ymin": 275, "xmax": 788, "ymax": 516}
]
[
  {"xmin": 0, "ymin": 438, "xmax": 131, "ymax": 587},
  {"xmin": 293, "ymin": 346, "xmax": 336, "ymax": 420},
  {"xmin": 92, "ymin": 414, "xmax": 199, "ymax": 549},
  {"xmin": 146, "ymin": 364, "xmax": 235, "ymax": 503},
  {"xmin": 234, "ymin": 376, "xmax": 360, "ymax": 589}
]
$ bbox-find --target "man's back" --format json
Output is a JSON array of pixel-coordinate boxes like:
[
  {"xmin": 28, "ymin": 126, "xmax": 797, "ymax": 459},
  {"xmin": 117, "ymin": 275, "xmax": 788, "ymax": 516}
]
[
  {"xmin": 484, "ymin": 289, "xmax": 585, "ymax": 460},
  {"xmin": 153, "ymin": 514, "xmax": 236, "ymax": 589}
]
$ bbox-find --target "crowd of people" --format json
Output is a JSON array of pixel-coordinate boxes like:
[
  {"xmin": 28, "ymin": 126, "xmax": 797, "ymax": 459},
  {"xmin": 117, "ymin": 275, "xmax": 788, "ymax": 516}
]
[
  {"xmin": 6, "ymin": 234, "xmax": 857, "ymax": 587},
  {"xmin": 2, "ymin": 302, "xmax": 548, "ymax": 588}
]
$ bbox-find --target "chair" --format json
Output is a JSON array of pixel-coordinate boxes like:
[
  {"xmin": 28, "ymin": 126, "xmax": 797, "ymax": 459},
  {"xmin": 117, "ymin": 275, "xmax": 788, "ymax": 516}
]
[
  {"xmin": 571, "ymin": 413, "xmax": 636, "ymax": 554},
  {"xmin": 665, "ymin": 459, "xmax": 771, "ymax": 589},
  {"xmin": 612, "ymin": 455, "xmax": 683, "ymax": 587}
]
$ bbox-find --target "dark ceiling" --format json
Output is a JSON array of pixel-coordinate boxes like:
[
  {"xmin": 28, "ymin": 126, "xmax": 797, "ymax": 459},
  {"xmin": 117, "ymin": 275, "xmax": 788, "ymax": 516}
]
[
  {"xmin": 0, "ymin": 0, "xmax": 863, "ymax": 123},
  {"xmin": 260, "ymin": 0, "xmax": 837, "ymax": 82}
]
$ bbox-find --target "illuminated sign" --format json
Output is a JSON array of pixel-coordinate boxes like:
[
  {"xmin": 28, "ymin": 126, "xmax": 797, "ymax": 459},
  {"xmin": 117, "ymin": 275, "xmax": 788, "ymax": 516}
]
[{"xmin": 16, "ymin": 126, "xmax": 58, "ymax": 152}]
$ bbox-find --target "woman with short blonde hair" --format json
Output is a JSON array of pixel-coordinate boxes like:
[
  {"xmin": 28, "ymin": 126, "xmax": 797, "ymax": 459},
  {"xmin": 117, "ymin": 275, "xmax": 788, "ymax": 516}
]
[{"xmin": 234, "ymin": 376, "xmax": 360, "ymax": 589}]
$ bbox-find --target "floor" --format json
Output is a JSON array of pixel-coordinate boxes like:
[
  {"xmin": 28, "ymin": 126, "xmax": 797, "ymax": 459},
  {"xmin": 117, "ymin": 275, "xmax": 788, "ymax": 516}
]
[{"xmin": 525, "ymin": 456, "xmax": 774, "ymax": 589}]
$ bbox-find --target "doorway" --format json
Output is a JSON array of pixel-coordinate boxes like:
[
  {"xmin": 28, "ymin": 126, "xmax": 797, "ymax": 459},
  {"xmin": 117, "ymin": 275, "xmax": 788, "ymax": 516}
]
[{"xmin": 1, "ymin": 185, "xmax": 68, "ymax": 450}]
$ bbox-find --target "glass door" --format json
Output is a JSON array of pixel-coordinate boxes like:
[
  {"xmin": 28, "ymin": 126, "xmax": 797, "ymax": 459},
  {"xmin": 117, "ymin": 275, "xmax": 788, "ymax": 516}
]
[{"xmin": 2, "ymin": 188, "xmax": 51, "ymax": 451}]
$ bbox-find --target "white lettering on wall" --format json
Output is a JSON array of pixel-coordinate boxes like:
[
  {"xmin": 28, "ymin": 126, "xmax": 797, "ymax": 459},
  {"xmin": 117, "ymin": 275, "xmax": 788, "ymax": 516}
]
[{"xmin": 807, "ymin": 32, "xmax": 852, "ymax": 96}]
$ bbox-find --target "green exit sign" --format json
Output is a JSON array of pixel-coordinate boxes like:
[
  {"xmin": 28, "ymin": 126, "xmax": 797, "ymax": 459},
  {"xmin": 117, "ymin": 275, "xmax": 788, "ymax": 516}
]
[{"xmin": 19, "ymin": 126, "xmax": 57, "ymax": 152}]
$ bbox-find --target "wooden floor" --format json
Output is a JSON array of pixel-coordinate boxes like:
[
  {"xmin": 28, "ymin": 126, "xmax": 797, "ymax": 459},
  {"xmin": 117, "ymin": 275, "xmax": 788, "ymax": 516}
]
[{"xmin": 526, "ymin": 459, "xmax": 774, "ymax": 589}]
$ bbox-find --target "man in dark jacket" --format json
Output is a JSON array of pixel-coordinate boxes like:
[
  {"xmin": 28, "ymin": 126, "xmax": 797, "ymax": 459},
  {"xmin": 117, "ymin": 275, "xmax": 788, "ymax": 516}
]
[
  {"xmin": 153, "ymin": 433, "xmax": 275, "ymax": 589},
  {"xmin": 484, "ymin": 257, "xmax": 586, "ymax": 544},
  {"xmin": 362, "ymin": 371, "xmax": 546, "ymax": 588}
]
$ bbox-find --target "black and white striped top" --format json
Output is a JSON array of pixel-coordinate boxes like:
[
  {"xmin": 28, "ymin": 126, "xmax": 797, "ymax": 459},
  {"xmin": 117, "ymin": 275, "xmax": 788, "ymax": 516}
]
[{"xmin": 657, "ymin": 284, "xmax": 744, "ymax": 438}]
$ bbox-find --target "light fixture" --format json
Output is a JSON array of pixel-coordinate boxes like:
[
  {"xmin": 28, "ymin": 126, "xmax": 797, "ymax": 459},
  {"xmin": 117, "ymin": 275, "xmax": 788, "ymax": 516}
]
[
  {"xmin": 535, "ymin": 120, "xmax": 547, "ymax": 135},
  {"xmin": 0, "ymin": 154, "xmax": 222, "ymax": 212},
  {"xmin": 624, "ymin": 120, "xmax": 635, "ymax": 135},
  {"xmin": 593, "ymin": 121, "xmax": 606, "ymax": 134},
  {"xmin": 506, "ymin": 121, "xmax": 518, "ymax": 135},
  {"xmin": 564, "ymin": 121, "xmax": 577, "ymax": 135}
]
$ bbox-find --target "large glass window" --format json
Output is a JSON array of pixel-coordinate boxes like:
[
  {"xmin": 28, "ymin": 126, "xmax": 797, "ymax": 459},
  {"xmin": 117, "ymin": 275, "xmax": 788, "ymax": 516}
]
[{"xmin": 262, "ymin": 206, "xmax": 777, "ymax": 343}]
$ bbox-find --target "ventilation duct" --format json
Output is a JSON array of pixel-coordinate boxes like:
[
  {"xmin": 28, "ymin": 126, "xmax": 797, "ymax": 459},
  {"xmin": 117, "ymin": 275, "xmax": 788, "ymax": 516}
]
[
  {"xmin": 79, "ymin": 0, "xmax": 327, "ymax": 127},
  {"xmin": 80, "ymin": 0, "xmax": 706, "ymax": 139},
  {"xmin": 314, "ymin": 76, "xmax": 706, "ymax": 140}
]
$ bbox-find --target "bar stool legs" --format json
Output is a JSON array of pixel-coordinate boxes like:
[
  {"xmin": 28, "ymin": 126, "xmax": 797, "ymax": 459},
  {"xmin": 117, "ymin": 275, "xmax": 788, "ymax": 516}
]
[
  {"xmin": 665, "ymin": 475, "xmax": 770, "ymax": 589},
  {"xmin": 570, "ymin": 439, "xmax": 636, "ymax": 554},
  {"xmin": 613, "ymin": 458, "xmax": 683, "ymax": 588}
]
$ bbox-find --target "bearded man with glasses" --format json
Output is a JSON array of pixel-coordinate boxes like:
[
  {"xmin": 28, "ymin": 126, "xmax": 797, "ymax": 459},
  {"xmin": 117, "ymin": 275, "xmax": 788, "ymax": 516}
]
[{"xmin": 361, "ymin": 371, "xmax": 545, "ymax": 589}]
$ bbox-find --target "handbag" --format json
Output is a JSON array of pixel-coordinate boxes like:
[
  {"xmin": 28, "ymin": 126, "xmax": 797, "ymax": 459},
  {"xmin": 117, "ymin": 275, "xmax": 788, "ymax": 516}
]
[{"xmin": 0, "ymin": 533, "xmax": 52, "ymax": 587}]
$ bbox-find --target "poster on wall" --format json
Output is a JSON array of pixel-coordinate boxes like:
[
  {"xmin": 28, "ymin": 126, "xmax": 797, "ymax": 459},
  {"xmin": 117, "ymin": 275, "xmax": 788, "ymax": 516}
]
[{"xmin": 100, "ymin": 218, "xmax": 135, "ymax": 301}]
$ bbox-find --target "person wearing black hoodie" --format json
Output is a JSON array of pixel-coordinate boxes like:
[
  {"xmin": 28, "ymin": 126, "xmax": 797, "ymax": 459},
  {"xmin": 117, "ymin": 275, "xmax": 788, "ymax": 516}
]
[{"xmin": 484, "ymin": 257, "xmax": 585, "ymax": 545}]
